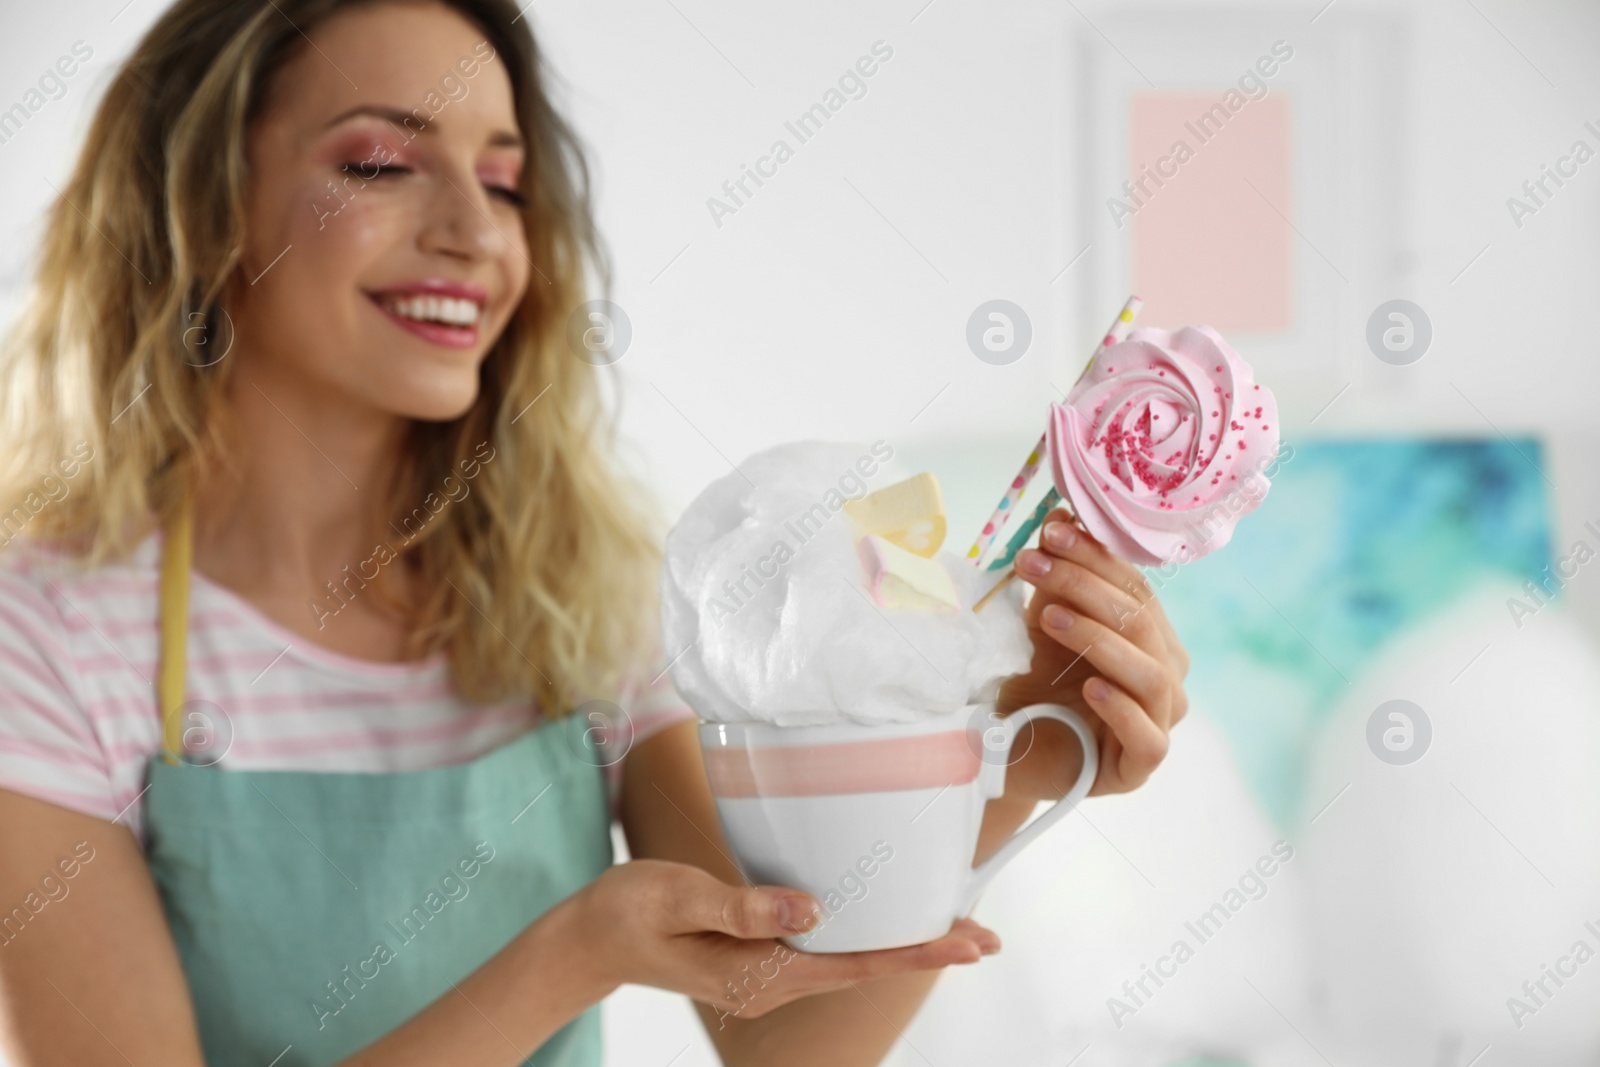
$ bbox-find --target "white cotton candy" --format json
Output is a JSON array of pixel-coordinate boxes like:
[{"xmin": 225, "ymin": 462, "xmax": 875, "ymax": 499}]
[{"xmin": 659, "ymin": 441, "xmax": 1033, "ymax": 726}]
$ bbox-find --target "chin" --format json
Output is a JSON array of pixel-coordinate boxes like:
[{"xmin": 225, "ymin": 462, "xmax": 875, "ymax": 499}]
[{"xmin": 379, "ymin": 367, "xmax": 483, "ymax": 423}]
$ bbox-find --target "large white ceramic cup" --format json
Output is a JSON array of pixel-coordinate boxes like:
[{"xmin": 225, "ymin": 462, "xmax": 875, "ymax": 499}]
[{"xmin": 698, "ymin": 702, "xmax": 1097, "ymax": 953}]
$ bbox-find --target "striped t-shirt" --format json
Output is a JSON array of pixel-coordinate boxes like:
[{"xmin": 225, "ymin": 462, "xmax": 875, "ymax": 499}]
[{"xmin": 0, "ymin": 531, "xmax": 695, "ymax": 843}]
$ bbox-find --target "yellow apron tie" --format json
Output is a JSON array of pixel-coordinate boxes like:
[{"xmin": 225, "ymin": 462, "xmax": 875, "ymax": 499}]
[{"xmin": 158, "ymin": 498, "xmax": 193, "ymax": 764}]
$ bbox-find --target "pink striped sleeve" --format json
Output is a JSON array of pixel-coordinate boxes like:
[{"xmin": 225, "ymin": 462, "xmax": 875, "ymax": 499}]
[
  {"xmin": 0, "ymin": 567, "xmax": 117, "ymax": 821},
  {"xmin": 601, "ymin": 641, "xmax": 698, "ymax": 817},
  {"xmin": 625, "ymin": 644, "xmax": 698, "ymax": 744}
]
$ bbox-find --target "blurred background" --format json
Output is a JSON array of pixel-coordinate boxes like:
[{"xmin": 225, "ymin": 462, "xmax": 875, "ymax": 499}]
[{"xmin": 4, "ymin": 0, "xmax": 1599, "ymax": 1064}]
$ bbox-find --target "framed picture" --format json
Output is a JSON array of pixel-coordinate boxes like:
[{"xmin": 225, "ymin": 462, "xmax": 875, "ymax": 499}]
[{"xmin": 1072, "ymin": 8, "xmax": 1412, "ymax": 421}]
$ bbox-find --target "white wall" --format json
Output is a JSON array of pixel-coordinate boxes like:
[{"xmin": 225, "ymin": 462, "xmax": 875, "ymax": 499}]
[{"xmin": 523, "ymin": 0, "xmax": 1599, "ymax": 451}]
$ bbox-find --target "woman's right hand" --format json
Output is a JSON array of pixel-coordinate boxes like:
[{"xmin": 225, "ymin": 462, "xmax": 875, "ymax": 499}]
[{"xmin": 562, "ymin": 859, "xmax": 999, "ymax": 1023}]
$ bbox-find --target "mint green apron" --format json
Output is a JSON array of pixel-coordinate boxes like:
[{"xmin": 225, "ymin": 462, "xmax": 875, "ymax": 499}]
[{"xmin": 141, "ymin": 502, "xmax": 611, "ymax": 1066}]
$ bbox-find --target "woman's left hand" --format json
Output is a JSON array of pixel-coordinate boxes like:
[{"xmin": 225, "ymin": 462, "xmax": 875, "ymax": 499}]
[{"xmin": 997, "ymin": 508, "xmax": 1190, "ymax": 797}]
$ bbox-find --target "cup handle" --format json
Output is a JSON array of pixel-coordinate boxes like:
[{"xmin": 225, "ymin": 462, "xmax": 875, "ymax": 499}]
[{"xmin": 958, "ymin": 703, "xmax": 1098, "ymax": 916}]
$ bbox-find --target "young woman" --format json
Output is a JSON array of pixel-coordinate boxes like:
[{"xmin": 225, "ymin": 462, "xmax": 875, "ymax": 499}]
[{"xmin": 0, "ymin": 1, "xmax": 1189, "ymax": 1064}]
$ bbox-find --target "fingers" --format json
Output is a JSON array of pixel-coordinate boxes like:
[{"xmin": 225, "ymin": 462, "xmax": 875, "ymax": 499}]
[
  {"xmin": 785, "ymin": 921, "xmax": 999, "ymax": 986},
  {"xmin": 1032, "ymin": 598, "xmax": 1181, "ymax": 782},
  {"xmin": 1030, "ymin": 597, "xmax": 1172, "ymax": 724},
  {"xmin": 1014, "ymin": 514, "xmax": 1184, "ymax": 789},
  {"xmin": 1017, "ymin": 546, "xmax": 1163, "ymax": 659},
  {"xmin": 809, "ymin": 934, "xmax": 980, "ymax": 977},
  {"xmin": 663, "ymin": 866, "xmax": 820, "ymax": 939},
  {"xmin": 1082, "ymin": 676, "xmax": 1168, "ymax": 790},
  {"xmin": 1169, "ymin": 679, "xmax": 1190, "ymax": 725},
  {"xmin": 1031, "ymin": 510, "xmax": 1193, "ymax": 685},
  {"xmin": 1037, "ymin": 511, "xmax": 1152, "ymax": 603},
  {"xmin": 706, "ymin": 919, "xmax": 1001, "ymax": 1021},
  {"xmin": 620, "ymin": 862, "xmax": 1005, "ymax": 1024},
  {"xmin": 948, "ymin": 916, "xmax": 1001, "ymax": 953}
]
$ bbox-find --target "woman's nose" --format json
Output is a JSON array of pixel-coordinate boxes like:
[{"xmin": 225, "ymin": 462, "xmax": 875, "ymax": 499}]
[{"xmin": 418, "ymin": 173, "xmax": 505, "ymax": 261}]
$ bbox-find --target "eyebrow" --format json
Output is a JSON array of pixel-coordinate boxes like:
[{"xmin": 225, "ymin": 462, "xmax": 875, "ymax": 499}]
[{"xmin": 323, "ymin": 104, "xmax": 524, "ymax": 149}]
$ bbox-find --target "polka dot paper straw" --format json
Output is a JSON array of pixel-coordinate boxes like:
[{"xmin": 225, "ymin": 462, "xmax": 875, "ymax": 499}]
[
  {"xmin": 964, "ymin": 440, "xmax": 1045, "ymax": 565},
  {"xmin": 965, "ymin": 295, "xmax": 1143, "ymax": 568},
  {"xmin": 1088, "ymin": 295, "xmax": 1143, "ymax": 373}
]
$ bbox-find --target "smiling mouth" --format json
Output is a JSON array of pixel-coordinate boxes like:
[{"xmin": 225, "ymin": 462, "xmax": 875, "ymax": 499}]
[
  {"xmin": 366, "ymin": 291, "xmax": 487, "ymax": 350},
  {"xmin": 371, "ymin": 292, "xmax": 485, "ymax": 328}
]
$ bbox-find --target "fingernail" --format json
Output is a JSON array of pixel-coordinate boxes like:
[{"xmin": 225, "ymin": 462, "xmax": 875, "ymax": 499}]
[
  {"xmin": 1085, "ymin": 677, "xmax": 1109, "ymax": 701},
  {"xmin": 1043, "ymin": 521, "xmax": 1076, "ymax": 552},
  {"xmin": 980, "ymin": 936, "xmax": 1002, "ymax": 955},
  {"xmin": 1043, "ymin": 604, "xmax": 1073, "ymax": 629},
  {"xmin": 1017, "ymin": 550, "xmax": 1051, "ymax": 578},
  {"xmin": 777, "ymin": 895, "xmax": 819, "ymax": 932}
]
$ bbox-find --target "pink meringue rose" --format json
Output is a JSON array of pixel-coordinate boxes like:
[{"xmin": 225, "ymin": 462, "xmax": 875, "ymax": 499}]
[{"xmin": 1044, "ymin": 325, "xmax": 1280, "ymax": 567}]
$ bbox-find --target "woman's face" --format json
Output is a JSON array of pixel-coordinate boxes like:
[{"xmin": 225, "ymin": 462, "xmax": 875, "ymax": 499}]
[{"xmin": 234, "ymin": 1, "xmax": 530, "ymax": 422}]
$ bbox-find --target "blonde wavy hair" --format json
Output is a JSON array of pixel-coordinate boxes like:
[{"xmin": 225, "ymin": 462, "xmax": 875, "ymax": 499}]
[{"xmin": 0, "ymin": 0, "xmax": 664, "ymax": 714}]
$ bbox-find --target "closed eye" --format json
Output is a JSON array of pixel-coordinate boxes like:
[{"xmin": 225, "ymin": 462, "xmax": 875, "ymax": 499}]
[
  {"xmin": 489, "ymin": 185, "xmax": 528, "ymax": 208},
  {"xmin": 342, "ymin": 162, "xmax": 411, "ymax": 179},
  {"xmin": 340, "ymin": 162, "xmax": 525, "ymax": 208}
]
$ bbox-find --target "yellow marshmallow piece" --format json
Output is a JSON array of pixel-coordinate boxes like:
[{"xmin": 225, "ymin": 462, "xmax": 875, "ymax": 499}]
[
  {"xmin": 843, "ymin": 472, "xmax": 946, "ymax": 558},
  {"xmin": 856, "ymin": 534, "xmax": 960, "ymax": 613}
]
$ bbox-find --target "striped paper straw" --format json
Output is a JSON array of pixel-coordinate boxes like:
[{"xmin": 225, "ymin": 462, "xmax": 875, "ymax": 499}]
[
  {"xmin": 965, "ymin": 295, "xmax": 1143, "ymax": 568},
  {"xmin": 985, "ymin": 487, "xmax": 1060, "ymax": 573}
]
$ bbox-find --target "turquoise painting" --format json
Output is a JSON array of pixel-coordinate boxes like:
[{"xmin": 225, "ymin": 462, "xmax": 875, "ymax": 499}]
[{"xmin": 1153, "ymin": 437, "xmax": 1554, "ymax": 825}]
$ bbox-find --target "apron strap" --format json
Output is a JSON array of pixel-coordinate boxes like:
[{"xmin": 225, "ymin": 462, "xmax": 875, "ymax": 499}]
[{"xmin": 158, "ymin": 498, "xmax": 193, "ymax": 764}]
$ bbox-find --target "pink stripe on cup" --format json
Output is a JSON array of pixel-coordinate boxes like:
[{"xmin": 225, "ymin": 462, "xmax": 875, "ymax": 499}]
[{"xmin": 703, "ymin": 731, "xmax": 979, "ymax": 798}]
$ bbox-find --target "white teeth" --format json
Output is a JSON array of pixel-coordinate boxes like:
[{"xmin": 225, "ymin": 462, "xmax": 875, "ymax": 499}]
[{"xmin": 380, "ymin": 294, "xmax": 483, "ymax": 327}]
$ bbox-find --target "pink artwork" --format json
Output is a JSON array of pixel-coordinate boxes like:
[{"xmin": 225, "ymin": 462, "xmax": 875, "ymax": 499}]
[{"xmin": 1126, "ymin": 93, "xmax": 1294, "ymax": 335}]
